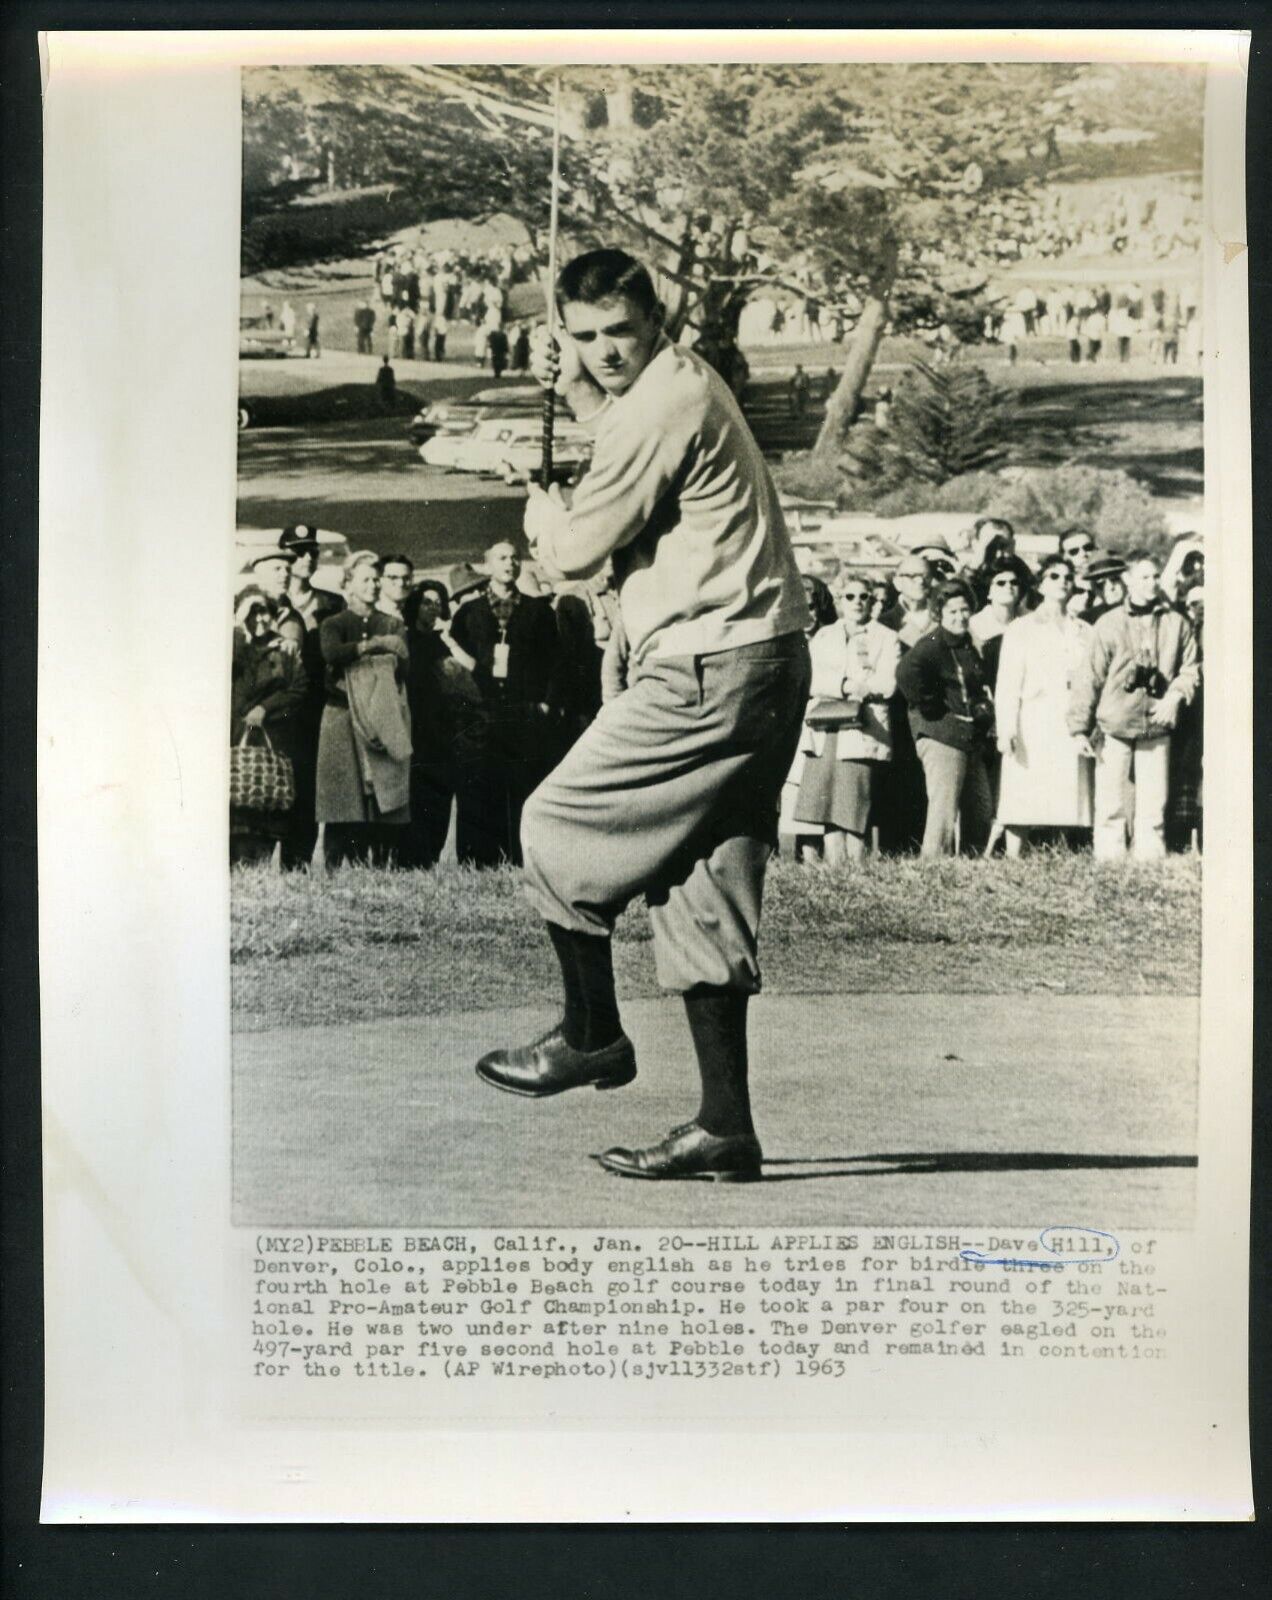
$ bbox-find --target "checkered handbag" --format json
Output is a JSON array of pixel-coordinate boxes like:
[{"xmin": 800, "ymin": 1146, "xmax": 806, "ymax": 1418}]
[{"xmin": 230, "ymin": 727, "xmax": 295, "ymax": 813}]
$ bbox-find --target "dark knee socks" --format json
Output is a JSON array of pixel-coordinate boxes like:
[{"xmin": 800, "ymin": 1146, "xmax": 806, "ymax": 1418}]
[
  {"xmin": 546, "ymin": 922, "xmax": 622, "ymax": 1052},
  {"xmin": 684, "ymin": 985, "xmax": 753, "ymax": 1139}
]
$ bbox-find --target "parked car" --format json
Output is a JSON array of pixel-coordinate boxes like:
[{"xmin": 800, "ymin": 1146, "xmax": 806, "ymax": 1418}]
[
  {"xmin": 406, "ymin": 384, "xmax": 542, "ymax": 446},
  {"xmin": 419, "ymin": 415, "xmax": 592, "ymax": 482},
  {"xmin": 239, "ymin": 314, "xmax": 295, "ymax": 360}
]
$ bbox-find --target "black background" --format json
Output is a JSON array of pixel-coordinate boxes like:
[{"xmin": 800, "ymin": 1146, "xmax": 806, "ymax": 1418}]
[{"xmin": 3, "ymin": 6, "xmax": 1268, "ymax": 1594}]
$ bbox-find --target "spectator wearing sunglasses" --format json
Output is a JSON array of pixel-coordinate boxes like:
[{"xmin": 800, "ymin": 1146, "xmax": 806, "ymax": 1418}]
[
  {"xmin": 1059, "ymin": 527, "xmax": 1096, "ymax": 578},
  {"xmin": 965, "ymin": 517, "xmax": 1035, "ymax": 608},
  {"xmin": 990, "ymin": 555, "xmax": 1095, "ymax": 857},
  {"xmin": 970, "ymin": 559, "xmax": 1025, "ymax": 655},
  {"xmin": 791, "ymin": 576, "xmax": 901, "ymax": 863}
]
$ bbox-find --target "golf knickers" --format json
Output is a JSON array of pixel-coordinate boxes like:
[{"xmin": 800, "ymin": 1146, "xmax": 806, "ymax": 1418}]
[{"xmin": 521, "ymin": 633, "xmax": 811, "ymax": 993}]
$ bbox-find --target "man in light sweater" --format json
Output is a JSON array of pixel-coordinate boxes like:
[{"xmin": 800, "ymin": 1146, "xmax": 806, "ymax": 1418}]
[{"xmin": 473, "ymin": 249, "xmax": 811, "ymax": 1183}]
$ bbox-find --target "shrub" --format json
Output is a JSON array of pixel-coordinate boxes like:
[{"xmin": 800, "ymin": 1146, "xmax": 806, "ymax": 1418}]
[
  {"xmin": 857, "ymin": 463, "xmax": 1169, "ymax": 552},
  {"xmin": 771, "ymin": 453, "xmax": 842, "ymax": 503}
]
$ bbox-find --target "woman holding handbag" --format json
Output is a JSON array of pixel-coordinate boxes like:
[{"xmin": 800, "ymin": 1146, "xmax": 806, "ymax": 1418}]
[
  {"xmin": 791, "ymin": 574, "xmax": 901, "ymax": 863},
  {"xmin": 230, "ymin": 592, "xmax": 308, "ymax": 865}
]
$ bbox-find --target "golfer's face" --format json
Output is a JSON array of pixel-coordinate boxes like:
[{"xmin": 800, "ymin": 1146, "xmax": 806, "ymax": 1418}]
[{"xmin": 560, "ymin": 294, "xmax": 662, "ymax": 397}]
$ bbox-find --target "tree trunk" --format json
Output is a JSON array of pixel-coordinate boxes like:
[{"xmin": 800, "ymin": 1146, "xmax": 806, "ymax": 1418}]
[
  {"xmin": 811, "ymin": 287, "xmax": 891, "ymax": 462},
  {"xmin": 606, "ymin": 70, "xmax": 634, "ymax": 130}
]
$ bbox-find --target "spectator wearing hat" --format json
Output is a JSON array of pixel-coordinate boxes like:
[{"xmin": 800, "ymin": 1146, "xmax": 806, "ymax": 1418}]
[
  {"xmin": 1068, "ymin": 549, "xmax": 1200, "ymax": 861},
  {"xmin": 281, "ymin": 526, "xmax": 342, "ymax": 634},
  {"xmin": 1084, "ymin": 550, "xmax": 1128, "ymax": 622},
  {"xmin": 448, "ymin": 540, "xmax": 562, "ymax": 866},
  {"xmin": 910, "ymin": 536, "xmax": 957, "ymax": 582},
  {"xmin": 315, "ymin": 552, "xmax": 411, "ymax": 867},
  {"xmin": 246, "ymin": 550, "xmax": 305, "ymax": 648}
]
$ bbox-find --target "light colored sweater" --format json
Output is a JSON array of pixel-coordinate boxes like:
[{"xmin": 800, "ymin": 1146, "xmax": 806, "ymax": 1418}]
[{"xmin": 533, "ymin": 340, "xmax": 807, "ymax": 665}]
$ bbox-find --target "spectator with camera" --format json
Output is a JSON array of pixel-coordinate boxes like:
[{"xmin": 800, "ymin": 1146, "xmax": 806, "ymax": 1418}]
[
  {"xmin": 1068, "ymin": 549, "xmax": 1200, "ymax": 861},
  {"xmin": 896, "ymin": 578, "xmax": 996, "ymax": 857},
  {"xmin": 791, "ymin": 574, "xmax": 901, "ymax": 863}
]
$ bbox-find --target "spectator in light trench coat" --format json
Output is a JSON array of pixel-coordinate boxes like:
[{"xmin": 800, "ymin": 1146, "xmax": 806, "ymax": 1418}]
[{"xmin": 790, "ymin": 574, "xmax": 901, "ymax": 863}]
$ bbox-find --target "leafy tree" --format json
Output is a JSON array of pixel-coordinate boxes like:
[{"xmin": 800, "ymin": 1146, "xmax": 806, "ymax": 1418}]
[{"xmin": 241, "ymin": 60, "xmax": 1203, "ymax": 454}]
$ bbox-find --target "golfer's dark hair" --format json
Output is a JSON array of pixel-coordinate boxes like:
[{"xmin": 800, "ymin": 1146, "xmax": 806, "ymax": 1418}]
[
  {"xmin": 556, "ymin": 249, "xmax": 660, "ymax": 318},
  {"xmin": 377, "ymin": 553, "xmax": 413, "ymax": 574},
  {"xmin": 1123, "ymin": 546, "xmax": 1158, "ymax": 567}
]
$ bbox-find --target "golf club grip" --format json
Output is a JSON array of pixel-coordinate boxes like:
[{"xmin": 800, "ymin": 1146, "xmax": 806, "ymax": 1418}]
[{"xmin": 541, "ymin": 388, "xmax": 556, "ymax": 488}]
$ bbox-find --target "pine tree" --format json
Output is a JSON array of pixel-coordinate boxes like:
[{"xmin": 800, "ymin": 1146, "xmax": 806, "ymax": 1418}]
[{"xmin": 843, "ymin": 360, "xmax": 1015, "ymax": 491}]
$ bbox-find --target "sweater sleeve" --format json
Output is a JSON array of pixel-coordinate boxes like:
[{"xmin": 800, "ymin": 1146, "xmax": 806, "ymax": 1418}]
[
  {"xmin": 533, "ymin": 394, "xmax": 697, "ymax": 578},
  {"xmin": 896, "ymin": 637, "xmax": 943, "ymax": 720},
  {"xmin": 320, "ymin": 613, "xmax": 362, "ymax": 669}
]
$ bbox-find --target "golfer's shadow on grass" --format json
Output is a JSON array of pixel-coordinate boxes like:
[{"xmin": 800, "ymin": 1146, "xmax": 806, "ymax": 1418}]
[{"xmin": 758, "ymin": 1152, "xmax": 1198, "ymax": 1182}]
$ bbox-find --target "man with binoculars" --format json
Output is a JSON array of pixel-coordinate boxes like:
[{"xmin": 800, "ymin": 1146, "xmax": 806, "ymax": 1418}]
[{"xmin": 1068, "ymin": 550, "xmax": 1200, "ymax": 860}]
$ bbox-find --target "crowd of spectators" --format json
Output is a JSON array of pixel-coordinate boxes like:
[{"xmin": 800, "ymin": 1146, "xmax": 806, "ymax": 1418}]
[
  {"xmin": 911, "ymin": 178, "xmax": 1201, "ymax": 274},
  {"xmin": 352, "ymin": 240, "xmax": 540, "ymax": 366},
  {"xmin": 230, "ymin": 516, "xmax": 1204, "ymax": 872},
  {"xmin": 986, "ymin": 279, "xmax": 1201, "ymax": 366},
  {"xmin": 231, "ymin": 528, "xmax": 619, "ymax": 870}
]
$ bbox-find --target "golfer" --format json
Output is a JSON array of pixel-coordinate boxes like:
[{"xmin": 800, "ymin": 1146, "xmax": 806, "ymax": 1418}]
[{"xmin": 473, "ymin": 249, "xmax": 811, "ymax": 1182}]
